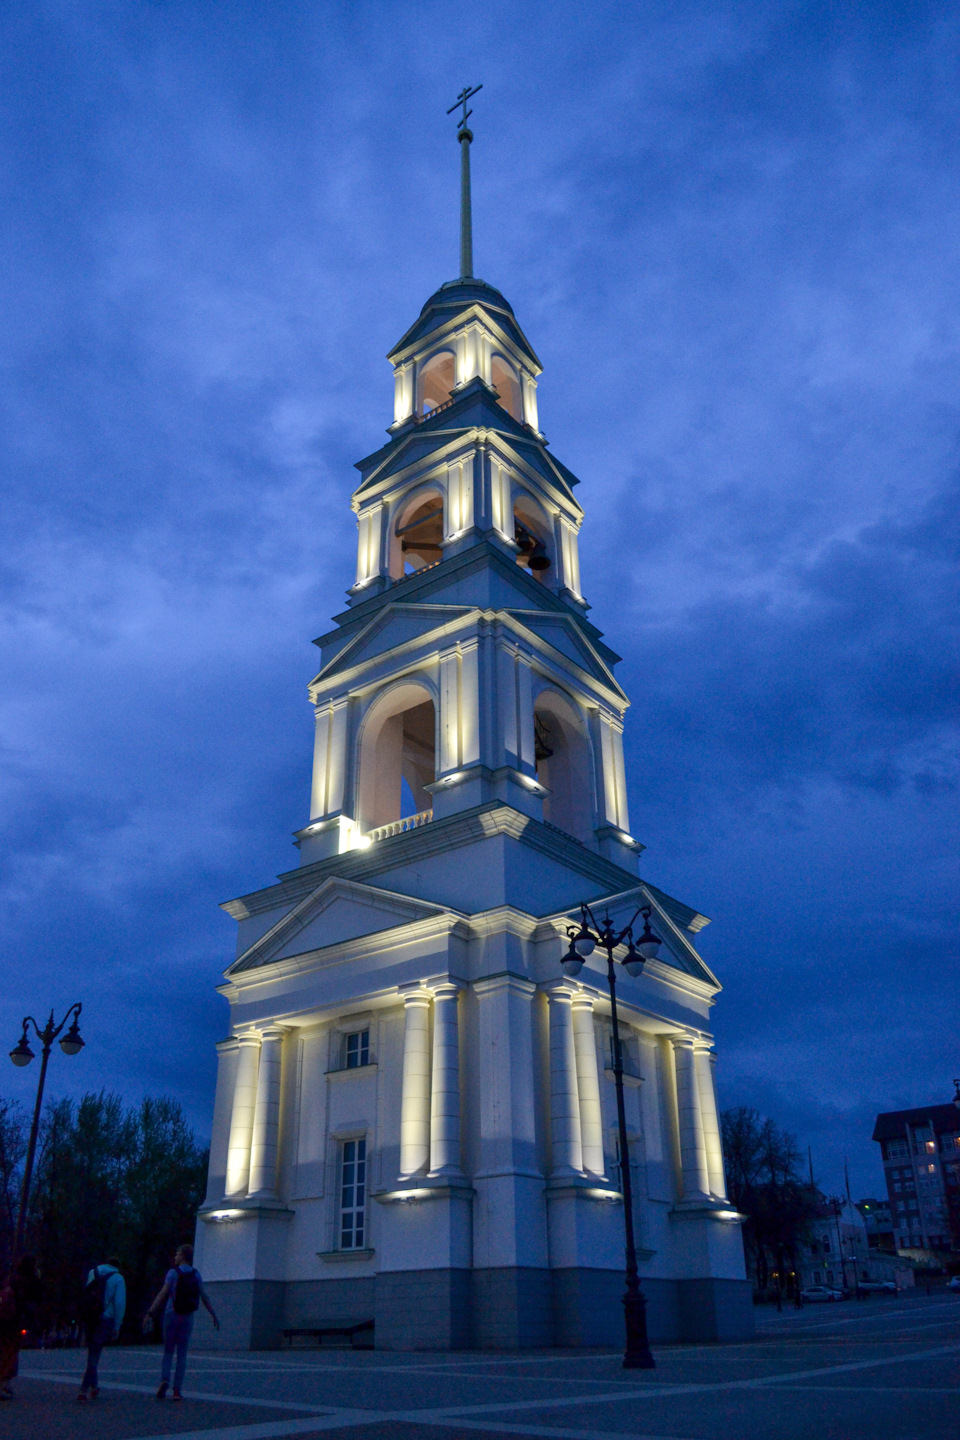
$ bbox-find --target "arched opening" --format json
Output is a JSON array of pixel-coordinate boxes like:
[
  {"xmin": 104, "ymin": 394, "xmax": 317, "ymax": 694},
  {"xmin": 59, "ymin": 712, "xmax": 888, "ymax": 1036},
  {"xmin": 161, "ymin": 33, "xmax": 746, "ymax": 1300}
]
[
  {"xmin": 392, "ymin": 489, "xmax": 444, "ymax": 576},
  {"xmin": 418, "ymin": 351, "xmax": 456, "ymax": 414},
  {"xmin": 358, "ymin": 682, "xmax": 436, "ymax": 832},
  {"xmin": 533, "ymin": 690, "xmax": 593, "ymax": 844},
  {"xmin": 513, "ymin": 492, "xmax": 552, "ymax": 583},
  {"xmin": 491, "ymin": 355, "xmax": 522, "ymax": 420}
]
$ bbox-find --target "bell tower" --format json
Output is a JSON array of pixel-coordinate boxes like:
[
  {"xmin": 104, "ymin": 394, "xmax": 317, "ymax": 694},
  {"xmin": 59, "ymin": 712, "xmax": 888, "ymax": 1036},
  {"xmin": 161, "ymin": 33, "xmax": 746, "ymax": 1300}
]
[
  {"xmin": 298, "ymin": 96, "xmax": 633, "ymax": 869},
  {"xmin": 195, "ymin": 98, "xmax": 751, "ymax": 1355}
]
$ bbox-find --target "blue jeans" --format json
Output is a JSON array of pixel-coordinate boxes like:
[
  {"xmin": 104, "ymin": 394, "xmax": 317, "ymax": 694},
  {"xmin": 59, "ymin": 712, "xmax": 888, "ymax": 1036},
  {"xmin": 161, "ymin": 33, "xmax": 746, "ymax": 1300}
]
[
  {"xmin": 161, "ymin": 1313, "xmax": 194, "ymax": 1393},
  {"xmin": 81, "ymin": 1320, "xmax": 115, "ymax": 1391}
]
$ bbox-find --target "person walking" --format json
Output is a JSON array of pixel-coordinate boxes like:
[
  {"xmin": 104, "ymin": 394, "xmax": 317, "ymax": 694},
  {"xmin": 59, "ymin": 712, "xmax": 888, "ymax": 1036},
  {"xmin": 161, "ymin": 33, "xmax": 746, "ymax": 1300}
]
[
  {"xmin": 0, "ymin": 1255, "xmax": 45, "ymax": 1400},
  {"xmin": 144, "ymin": 1243, "xmax": 219, "ymax": 1400},
  {"xmin": 0, "ymin": 1271, "xmax": 19, "ymax": 1401},
  {"xmin": 77, "ymin": 1256, "xmax": 126, "ymax": 1402}
]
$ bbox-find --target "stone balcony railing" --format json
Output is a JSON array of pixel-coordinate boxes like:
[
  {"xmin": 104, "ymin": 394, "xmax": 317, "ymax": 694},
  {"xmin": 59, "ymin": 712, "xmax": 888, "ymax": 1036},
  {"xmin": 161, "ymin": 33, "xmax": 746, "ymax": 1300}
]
[{"xmin": 365, "ymin": 809, "xmax": 434, "ymax": 845}]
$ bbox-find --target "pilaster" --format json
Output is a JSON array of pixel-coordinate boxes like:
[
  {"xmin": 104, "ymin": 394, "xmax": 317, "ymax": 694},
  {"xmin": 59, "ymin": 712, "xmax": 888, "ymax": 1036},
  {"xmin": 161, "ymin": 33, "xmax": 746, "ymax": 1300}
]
[
  {"xmin": 429, "ymin": 982, "xmax": 464, "ymax": 1178},
  {"xmin": 247, "ymin": 1027, "xmax": 287, "ymax": 1200},
  {"xmin": 671, "ymin": 1036, "xmax": 711, "ymax": 1202},
  {"xmin": 398, "ymin": 987, "xmax": 433, "ymax": 1180},
  {"xmin": 224, "ymin": 1033, "xmax": 261, "ymax": 1200}
]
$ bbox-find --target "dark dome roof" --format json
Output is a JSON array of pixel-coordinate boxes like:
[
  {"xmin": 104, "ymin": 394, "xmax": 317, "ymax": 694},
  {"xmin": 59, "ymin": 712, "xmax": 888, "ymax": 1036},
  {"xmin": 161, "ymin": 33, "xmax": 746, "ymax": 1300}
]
[
  {"xmin": 388, "ymin": 276, "xmax": 539, "ymax": 368},
  {"xmin": 419, "ymin": 278, "xmax": 516, "ymax": 317}
]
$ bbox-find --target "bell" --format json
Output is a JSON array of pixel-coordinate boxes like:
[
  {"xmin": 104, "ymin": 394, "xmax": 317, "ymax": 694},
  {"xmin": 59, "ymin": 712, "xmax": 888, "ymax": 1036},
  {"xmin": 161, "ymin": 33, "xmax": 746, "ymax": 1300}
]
[{"xmin": 527, "ymin": 541, "xmax": 551, "ymax": 571}]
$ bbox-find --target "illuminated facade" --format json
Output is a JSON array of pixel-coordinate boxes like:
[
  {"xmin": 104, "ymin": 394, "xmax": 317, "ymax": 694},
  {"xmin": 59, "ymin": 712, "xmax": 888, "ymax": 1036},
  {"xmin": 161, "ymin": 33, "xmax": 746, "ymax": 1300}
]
[{"xmin": 194, "ymin": 272, "xmax": 752, "ymax": 1350}]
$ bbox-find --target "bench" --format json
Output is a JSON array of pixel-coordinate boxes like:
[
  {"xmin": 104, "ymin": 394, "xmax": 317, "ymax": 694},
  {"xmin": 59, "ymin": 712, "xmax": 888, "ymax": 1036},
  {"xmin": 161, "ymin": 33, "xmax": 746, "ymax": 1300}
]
[{"xmin": 281, "ymin": 1320, "xmax": 374, "ymax": 1350}]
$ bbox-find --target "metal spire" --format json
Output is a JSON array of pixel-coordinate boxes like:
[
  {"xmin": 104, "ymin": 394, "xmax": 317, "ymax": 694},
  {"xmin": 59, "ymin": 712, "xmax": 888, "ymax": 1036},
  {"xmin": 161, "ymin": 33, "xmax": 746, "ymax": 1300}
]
[{"xmin": 447, "ymin": 84, "xmax": 482, "ymax": 279}]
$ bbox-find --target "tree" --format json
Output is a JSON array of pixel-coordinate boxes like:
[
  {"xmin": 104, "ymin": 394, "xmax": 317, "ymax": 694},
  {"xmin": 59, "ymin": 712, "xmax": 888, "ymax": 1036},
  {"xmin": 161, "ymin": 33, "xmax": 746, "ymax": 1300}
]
[
  {"xmin": 722, "ymin": 1105, "xmax": 819, "ymax": 1298},
  {"xmin": 0, "ymin": 1090, "xmax": 207, "ymax": 1337},
  {"xmin": 0, "ymin": 1100, "xmax": 27, "ymax": 1279}
]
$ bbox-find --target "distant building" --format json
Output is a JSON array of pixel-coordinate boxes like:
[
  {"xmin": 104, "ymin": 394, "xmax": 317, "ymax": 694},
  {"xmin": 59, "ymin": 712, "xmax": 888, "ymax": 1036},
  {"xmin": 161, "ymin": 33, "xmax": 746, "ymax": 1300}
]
[
  {"xmin": 856, "ymin": 1198, "xmax": 894, "ymax": 1251},
  {"xmin": 872, "ymin": 1102, "xmax": 960, "ymax": 1254},
  {"xmin": 796, "ymin": 1197, "xmax": 915, "ymax": 1291}
]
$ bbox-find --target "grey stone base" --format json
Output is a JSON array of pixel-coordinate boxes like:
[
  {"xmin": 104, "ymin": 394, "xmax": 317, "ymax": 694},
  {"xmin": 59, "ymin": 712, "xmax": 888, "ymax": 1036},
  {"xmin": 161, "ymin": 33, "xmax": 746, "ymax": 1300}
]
[
  {"xmin": 197, "ymin": 1270, "xmax": 753, "ymax": 1351},
  {"xmin": 376, "ymin": 1269, "xmax": 471, "ymax": 1350},
  {"xmin": 472, "ymin": 1267, "xmax": 554, "ymax": 1349},
  {"xmin": 678, "ymin": 1276, "xmax": 755, "ymax": 1341},
  {"xmin": 196, "ymin": 1280, "xmax": 285, "ymax": 1350}
]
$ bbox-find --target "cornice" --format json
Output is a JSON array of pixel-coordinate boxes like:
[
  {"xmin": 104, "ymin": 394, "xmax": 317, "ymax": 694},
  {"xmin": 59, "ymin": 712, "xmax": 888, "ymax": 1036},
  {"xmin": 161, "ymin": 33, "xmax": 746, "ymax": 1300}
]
[
  {"xmin": 308, "ymin": 604, "xmax": 624, "ymax": 712},
  {"xmin": 321, "ymin": 540, "xmax": 611, "ymax": 656},
  {"xmin": 219, "ymin": 910, "xmax": 470, "ymax": 995},
  {"xmin": 354, "ymin": 424, "xmax": 580, "ymax": 518},
  {"xmin": 221, "ymin": 800, "xmax": 639, "ymax": 922}
]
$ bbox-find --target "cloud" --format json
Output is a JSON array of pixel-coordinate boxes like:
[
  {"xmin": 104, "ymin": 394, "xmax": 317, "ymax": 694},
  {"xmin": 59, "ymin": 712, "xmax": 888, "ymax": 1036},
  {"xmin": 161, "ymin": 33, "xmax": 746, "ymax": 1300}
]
[{"xmin": 0, "ymin": 0, "xmax": 957, "ymax": 1195}]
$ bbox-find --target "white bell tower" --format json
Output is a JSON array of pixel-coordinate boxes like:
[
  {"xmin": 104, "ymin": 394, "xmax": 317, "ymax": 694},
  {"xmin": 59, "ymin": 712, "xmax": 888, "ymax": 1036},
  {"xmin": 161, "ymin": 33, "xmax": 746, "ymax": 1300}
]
[{"xmin": 195, "ymin": 99, "xmax": 751, "ymax": 1354}]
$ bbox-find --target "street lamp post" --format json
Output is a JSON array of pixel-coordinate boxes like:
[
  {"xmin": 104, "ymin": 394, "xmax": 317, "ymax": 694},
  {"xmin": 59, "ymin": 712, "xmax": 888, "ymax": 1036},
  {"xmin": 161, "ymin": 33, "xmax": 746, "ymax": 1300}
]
[
  {"xmin": 559, "ymin": 901, "xmax": 662, "ymax": 1370},
  {"xmin": 8, "ymin": 1003, "xmax": 85, "ymax": 1257}
]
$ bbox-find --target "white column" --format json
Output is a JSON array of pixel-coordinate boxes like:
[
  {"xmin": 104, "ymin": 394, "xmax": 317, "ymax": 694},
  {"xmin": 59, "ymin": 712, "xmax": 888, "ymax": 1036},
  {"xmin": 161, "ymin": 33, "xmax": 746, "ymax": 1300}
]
[
  {"xmin": 224, "ymin": 1033, "xmax": 261, "ymax": 1199},
  {"xmin": 695, "ymin": 1044, "xmax": 727, "ymax": 1200},
  {"xmin": 247, "ymin": 1027, "xmax": 286, "ymax": 1199},
  {"xmin": 439, "ymin": 649, "xmax": 460, "ymax": 774},
  {"xmin": 672, "ymin": 1036, "xmax": 710, "ymax": 1200},
  {"xmin": 571, "ymin": 995, "xmax": 605, "ymax": 1178},
  {"xmin": 548, "ymin": 987, "xmax": 583, "ymax": 1177},
  {"xmin": 393, "ymin": 362, "xmax": 413, "ymax": 424},
  {"xmin": 516, "ymin": 656, "xmax": 535, "ymax": 774},
  {"xmin": 458, "ymin": 641, "xmax": 481, "ymax": 769},
  {"xmin": 429, "ymin": 983, "xmax": 462, "ymax": 1177},
  {"xmin": 202, "ymin": 1038, "xmax": 239, "ymax": 1206},
  {"xmin": 521, "ymin": 370, "xmax": 539, "ymax": 431},
  {"xmin": 310, "ymin": 704, "xmax": 332, "ymax": 821},
  {"xmin": 399, "ymin": 988, "xmax": 432, "ymax": 1179}
]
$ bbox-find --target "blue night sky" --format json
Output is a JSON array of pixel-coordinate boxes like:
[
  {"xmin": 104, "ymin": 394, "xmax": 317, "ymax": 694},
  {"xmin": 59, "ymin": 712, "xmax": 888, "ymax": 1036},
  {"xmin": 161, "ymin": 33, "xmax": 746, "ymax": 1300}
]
[{"xmin": 1, "ymin": 1, "xmax": 957, "ymax": 1199}]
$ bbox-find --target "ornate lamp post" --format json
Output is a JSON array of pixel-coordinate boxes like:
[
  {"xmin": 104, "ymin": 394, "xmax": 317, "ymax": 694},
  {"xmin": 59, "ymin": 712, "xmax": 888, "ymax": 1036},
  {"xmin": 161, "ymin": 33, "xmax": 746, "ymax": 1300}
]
[
  {"xmin": 560, "ymin": 901, "xmax": 662, "ymax": 1370},
  {"xmin": 9, "ymin": 1003, "xmax": 85, "ymax": 1257}
]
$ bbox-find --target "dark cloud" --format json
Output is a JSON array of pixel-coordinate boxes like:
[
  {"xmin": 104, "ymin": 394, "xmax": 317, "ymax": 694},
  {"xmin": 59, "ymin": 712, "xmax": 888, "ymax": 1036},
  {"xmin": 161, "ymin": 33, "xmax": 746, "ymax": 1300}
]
[{"xmin": 0, "ymin": 0, "xmax": 957, "ymax": 1196}]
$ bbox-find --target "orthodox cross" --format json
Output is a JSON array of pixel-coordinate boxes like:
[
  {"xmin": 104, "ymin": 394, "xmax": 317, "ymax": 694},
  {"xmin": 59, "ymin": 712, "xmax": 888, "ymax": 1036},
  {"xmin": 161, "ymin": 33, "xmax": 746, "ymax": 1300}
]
[
  {"xmin": 447, "ymin": 83, "xmax": 482, "ymax": 135},
  {"xmin": 447, "ymin": 84, "xmax": 482, "ymax": 278}
]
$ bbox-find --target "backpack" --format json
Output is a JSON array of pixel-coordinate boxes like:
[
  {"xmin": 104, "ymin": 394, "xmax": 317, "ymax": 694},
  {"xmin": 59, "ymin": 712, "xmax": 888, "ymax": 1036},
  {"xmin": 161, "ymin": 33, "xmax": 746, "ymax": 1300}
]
[
  {"xmin": 80, "ymin": 1267, "xmax": 109, "ymax": 1333},
  {"xmin": 172, "ymin": 1267, "xmax": 200, "ymax": 1315}
]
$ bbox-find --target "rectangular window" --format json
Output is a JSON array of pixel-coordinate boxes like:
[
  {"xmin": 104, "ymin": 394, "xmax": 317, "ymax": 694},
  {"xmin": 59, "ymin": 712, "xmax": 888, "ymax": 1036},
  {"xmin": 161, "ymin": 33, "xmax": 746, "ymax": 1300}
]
[
  {"xmin": 339, "ymin": 1138, "xmax": 367, "ymax": 1250},
  {"xmin": 344, "ymin": 1030, "xmax": 370, "ymax": 1069}
]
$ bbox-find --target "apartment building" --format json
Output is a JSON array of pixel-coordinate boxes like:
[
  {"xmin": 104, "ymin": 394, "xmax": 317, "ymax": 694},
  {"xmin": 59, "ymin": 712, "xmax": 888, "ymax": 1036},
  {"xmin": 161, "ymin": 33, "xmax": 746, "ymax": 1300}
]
[{"xmin": 872, "ymin": 1102, "xmax": 960, "ymax": 1254}]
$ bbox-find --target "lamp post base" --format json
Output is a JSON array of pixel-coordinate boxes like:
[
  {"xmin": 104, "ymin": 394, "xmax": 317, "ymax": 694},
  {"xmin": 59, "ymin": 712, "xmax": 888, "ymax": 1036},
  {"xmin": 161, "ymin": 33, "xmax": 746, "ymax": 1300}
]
[{"xmin": 622, "ymin": 1285, "xmax": 656, "ymax": 1369}]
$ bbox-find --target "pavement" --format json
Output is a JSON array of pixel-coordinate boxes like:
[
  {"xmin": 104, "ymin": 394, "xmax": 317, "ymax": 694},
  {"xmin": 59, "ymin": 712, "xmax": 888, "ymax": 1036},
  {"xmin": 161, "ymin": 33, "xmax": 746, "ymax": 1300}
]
[{"xmin": 3, "ymin": 1290, "xmax": 958, "ymax": 1440}]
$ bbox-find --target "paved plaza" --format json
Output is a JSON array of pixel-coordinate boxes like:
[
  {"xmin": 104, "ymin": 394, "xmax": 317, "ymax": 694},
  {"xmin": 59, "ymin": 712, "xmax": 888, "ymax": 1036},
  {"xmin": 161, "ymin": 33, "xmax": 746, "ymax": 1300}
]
[{"xmin": 4, "ymin": 1292, "xmax": 958, "ymax": 1440}]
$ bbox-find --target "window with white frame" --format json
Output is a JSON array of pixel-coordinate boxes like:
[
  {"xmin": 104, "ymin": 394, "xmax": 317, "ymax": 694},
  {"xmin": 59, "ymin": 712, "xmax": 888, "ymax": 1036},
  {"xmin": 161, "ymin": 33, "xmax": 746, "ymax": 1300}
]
[
  {"xmin": 339, "ymin": 1138, "xmax": 367, "ymax": 1250},
  {"xmin": 343, "ymin": 1029, "xmax": 370, "ymax": 1069}
]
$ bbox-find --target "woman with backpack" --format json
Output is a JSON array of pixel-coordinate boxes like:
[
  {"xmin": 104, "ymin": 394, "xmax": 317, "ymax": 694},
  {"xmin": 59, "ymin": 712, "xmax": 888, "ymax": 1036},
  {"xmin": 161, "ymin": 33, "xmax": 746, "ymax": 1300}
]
[{"xmin": 143, "ymin": 1242, "xmax": 219, "ymax": 1400}]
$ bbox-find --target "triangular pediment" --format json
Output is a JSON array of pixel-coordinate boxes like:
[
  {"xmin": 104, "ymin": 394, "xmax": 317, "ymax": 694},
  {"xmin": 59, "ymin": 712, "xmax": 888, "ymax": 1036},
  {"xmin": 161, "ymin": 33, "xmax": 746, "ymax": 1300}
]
[
  {"xmin": 550, "ymin": 884, "xmax": 718, "ymax": 990},
  {"xmin": 504, "ymin": 610, "xmax": 627, "ymax": 703},
  {"xmin": 311, "ymin": 603, "xmax": 476, "ymax": 686},
  {"xmin": 229, "ymin": 877, "xmax": 456, "ymax": 974}
]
